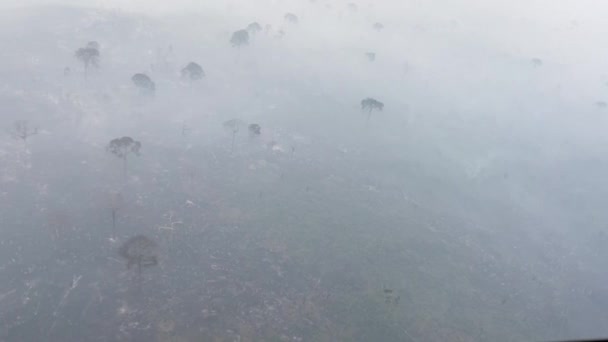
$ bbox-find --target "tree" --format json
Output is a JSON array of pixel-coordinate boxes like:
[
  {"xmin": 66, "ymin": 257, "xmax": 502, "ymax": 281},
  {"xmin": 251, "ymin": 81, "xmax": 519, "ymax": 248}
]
[
  {"xmin": 230, "ymin": 29, "xmax": 250, "ymax": 48},
  {"xmin": 348, "ymin": 2, "xmax": 358, "ymax": 11},
  {"xmin": 531, "ymin": 58, "xmax": 543, "ymax": 67},
  {"xmin": 223, "ymin": 119, "xmax": 244, "ymax": 153},
  {"xmin": 74, "ymin": 46, "xmax": 100, "ymax": 80},
  {"xmin": 285, "ymin": 13, "xmax": 299, "ymax": 23},
  {"xmin": 132, "ymin": 73, "xmax": 155, "ymax": 94},
  {"xmin": 86, "ymin": 41, "xmax": 100, "ymax": 50},
  {"xmin": 248, "ymin": 123, "xmax": 261, "ymax": 138},
  {"xmin": 118, "ymin": 235, "xmax": 159, "ymax": 275},
  {"xmin": 181, "ymin": 62, "xmax": 205, "ymax": 81},
  {"xmin": 247, "ymin": 22, "xmax": 263, "ymax": 34},
  {"xmin": 107, "ymin": 136, "xmax": 141, "ymax": 178},
  {"xmin": 12, "ymin": 120, "xmax": 37, "ymax": 143},
  {"xmin": 373, "ymin": 22, "xmax": 384, "ymax": 31},
  {"xmin": 108, "ymin": 191, "xmax": 124, "ymax": 240},
  {"xmin": 366, "ymin": 52, "xmax": 376, "ymax": 62},
  {"xmin": 361, "ymin": 97, "xmax": 384, "ymax": 122}
]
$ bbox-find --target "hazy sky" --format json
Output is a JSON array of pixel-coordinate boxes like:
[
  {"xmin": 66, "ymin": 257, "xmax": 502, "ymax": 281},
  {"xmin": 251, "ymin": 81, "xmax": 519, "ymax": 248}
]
[{"xmin": 3, "ymin": 0, "xmax": 608, "ymax": 149}]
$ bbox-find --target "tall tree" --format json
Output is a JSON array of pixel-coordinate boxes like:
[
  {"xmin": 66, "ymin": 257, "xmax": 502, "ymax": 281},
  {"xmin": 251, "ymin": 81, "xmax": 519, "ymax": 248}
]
[
  {"xmin": 74, "ymin": 46, "xmax": 100, "ymax": 80},
  {"xmin": 230, "ymin": 29, "xmax": 250, "ymax": 48},
  {"xmin": 223, "ymin": 119, "xmax": 244, "ymax": 153},
  {"xmin": 131, "ymin": 73, "xmax": 155, "ymax": 95},
  {"xmin": 107, "ymin": 137, "xmax": 141, "ymax": 178},
  {"xmin": 181, "ymin": 62, "xmax": 205, "ymax": 81},
  {"xmin": 361, "ymin": 97, "xmax": 384, "ymax": 122}
]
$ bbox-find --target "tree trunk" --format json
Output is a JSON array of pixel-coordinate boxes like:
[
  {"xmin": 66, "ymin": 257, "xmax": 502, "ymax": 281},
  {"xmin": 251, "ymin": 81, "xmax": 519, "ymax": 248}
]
[
  {"xmin": 111, "ymin": 209, "xmax": 116, "ymax": 239},
  {"xmin": 123, "ymin": 156, "xmax": 128, "ymax": 179},
  {"xmin": 231, "ymin": 132, "xmax": 236, "ymax": 153}
]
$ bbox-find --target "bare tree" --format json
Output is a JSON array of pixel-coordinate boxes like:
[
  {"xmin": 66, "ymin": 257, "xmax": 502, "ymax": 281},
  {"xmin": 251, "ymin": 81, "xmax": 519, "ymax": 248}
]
[
  {"xmin": 107, "ymin": 137, "xmax": 141, "ymax": 178},
  {"xmin": 223, "ymin": 119, "xmax": 244, "ymax": 153},
  {"xmin": 12, "ymin": 120, "xmax": 37, "ymax": 143}
]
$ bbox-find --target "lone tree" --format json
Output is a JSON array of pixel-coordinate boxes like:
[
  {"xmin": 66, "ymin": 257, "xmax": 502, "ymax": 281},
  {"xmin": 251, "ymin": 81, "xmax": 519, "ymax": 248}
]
[
  {"xmin": 247, "ymin": 22, "xmax": 263, "ymax": 34},
  {"xmin": 132, "ymin": 73, "xmax": 155, "ymax": 95},
  {"xmin": 181, "ymin": 62, "xmax": 205, "ymax": 81},
  {"xmin": 74, "ymin": 45, "xmax": 100, "ymax": 80},
  {"xmin": 223, "ymin": 119, "xmax": 244, "ymax": 153},
  {"xmin": 230, "ymin": 29, "xmax": 250, "ymax": 48},
  {"xmin": 107, "ymin": 136, "xmax": 141, "ymax": 178},
  {"xmin": 12, "ymin": 120, "xmax": 37, "ymax": 143},
  {"xmin": 366, "ymin": 52, "xmax": 376, "ymax": 62},
  {"xmin": 361, "ymin": 97, "xmax": 384, "ymax": 122},
  {"xmin": 285, "ymin": 13, "xmax": 299, "ymax": 23},
  {"xmin": 373, "ymin": 22, "xmax": 384, "ymax": 31},
  {"xmin": 118, "ymin": 235, "xmax": 159, "ymax": 275},
  {"xmin": 248, "ymin": 123, "xmax": 261, "ymax": 138}
]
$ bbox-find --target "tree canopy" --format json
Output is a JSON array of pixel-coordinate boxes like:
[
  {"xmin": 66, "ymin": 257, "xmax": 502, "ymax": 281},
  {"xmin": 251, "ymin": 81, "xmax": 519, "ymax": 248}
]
[
  {"xmin": 132, "ymin": 73, "xmax": 155, "ymax": 93},
  {"xmin": 248, "ymin": 123, "xmax": 261, "ymax": 137},
  {"xmin": 118, "ymin": 235, "xmax": 159, "ymax": 274},
  {"xmin": 230, "ymin": 29, "xmax": 250, "ymax": 47},
  {"xmin": 361, "ymin": 98, "xmax": 384, "ymax": 122},
  {"xmin": 361, "ymin": 98, "xmax": 384, "ymax": 112},
  {"xmin": 86, "ymin": 41, "xmax": 100, "ymax": 50},
  {"xmin": 107, "ymin": 136, "xmax": 141, "ymax": 177},
  {"xmin": 181, "ymin": 62, "xmax": 205, "ymax": 80},
  {"xmin": 285, "ymin": 13, "xmax": 299, "ymax": 23},
  {"xmin": 107, "ymin": 136, "xmax": 141, "ymax": 159},
  {"xmin": 247, "ymin": 22, "xmax": 263, "ymax": 34}
]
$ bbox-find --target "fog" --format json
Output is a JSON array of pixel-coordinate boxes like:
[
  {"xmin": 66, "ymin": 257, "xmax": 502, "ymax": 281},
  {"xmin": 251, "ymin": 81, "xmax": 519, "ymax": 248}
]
[{"xmin": 1, "ymin": 1, "xmax": 608, "ymax": 341}]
